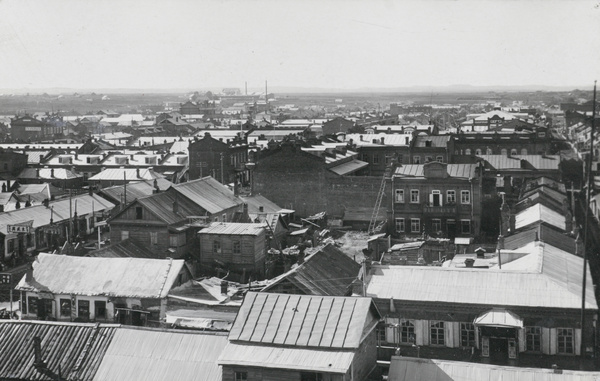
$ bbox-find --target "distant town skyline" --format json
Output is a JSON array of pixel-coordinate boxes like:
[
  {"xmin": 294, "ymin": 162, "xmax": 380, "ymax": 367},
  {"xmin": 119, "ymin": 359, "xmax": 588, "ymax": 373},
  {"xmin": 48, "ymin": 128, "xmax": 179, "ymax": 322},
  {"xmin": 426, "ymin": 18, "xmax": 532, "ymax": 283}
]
[{"xmin": 0, "ymin": 0, "xmax": 598, "ymax": 91}]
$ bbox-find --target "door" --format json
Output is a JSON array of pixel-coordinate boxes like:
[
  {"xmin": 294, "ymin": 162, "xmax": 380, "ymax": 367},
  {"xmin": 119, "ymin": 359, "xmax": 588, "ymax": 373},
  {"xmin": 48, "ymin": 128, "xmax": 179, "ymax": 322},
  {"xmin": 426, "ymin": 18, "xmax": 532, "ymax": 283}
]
[{"xmin": 489, "ymin": 337, "xmax": 508, "ymax": 363}]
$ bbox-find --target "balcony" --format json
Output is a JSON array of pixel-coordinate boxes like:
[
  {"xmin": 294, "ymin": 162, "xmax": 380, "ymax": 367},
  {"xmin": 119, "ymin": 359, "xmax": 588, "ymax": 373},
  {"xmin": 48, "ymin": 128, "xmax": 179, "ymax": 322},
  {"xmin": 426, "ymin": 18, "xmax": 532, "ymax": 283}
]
[{"xmin": 423, "ymin": 204, "xmax": 456, "ymax": 214}]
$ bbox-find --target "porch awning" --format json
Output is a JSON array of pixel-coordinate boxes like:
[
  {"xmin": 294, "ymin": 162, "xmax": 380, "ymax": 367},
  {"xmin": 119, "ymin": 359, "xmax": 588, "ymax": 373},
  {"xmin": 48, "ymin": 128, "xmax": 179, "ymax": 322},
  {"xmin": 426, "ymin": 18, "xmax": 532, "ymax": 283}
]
[{"xmin": 474, "ymin": 308, "xmax": 523, "ymax": 328}]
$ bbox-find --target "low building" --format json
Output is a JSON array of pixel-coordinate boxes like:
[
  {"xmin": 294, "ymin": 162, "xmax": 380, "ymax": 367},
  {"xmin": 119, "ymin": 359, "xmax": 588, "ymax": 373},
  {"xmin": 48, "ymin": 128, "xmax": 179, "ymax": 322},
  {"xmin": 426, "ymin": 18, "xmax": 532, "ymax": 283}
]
[
  {"xmin": 198, "ymin": 222, "xmax": 266, "ymax": 281},
  {"xmin": 16, "ymin": 254, "xmax": 188, "ymax": 325},
  {"xmin": 218, "ymin": 292, "xmax": 381, "ymax": 381}
]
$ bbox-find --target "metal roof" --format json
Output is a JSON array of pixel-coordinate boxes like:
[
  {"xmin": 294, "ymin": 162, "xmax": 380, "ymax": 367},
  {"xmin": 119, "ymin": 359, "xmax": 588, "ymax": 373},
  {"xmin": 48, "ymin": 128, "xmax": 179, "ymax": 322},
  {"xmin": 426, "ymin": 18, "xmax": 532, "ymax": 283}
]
[
  {"xmin": 89, "ymin": 168, "xmax": 165, "ymax": 181},
  {"xmin": 218, "ymin": 342, "xmax": 355, "ymax": 374},
  {"xmin": 477, "ymin": 154, "xmax": 560, "ymax": 171},
  {"xmin": 328, "ymin": 159, "xmax": 368, "ymax": 175},
  {"xmin": 86, "ymin": 238, "xmax": 162, "ymax": 259},
  {"xmin": 262, "ymin": 244, "xmax": 361, "ymax": 296},
  {"xmin": 171, "ymin": 177, "xmax": 243, "ymax": 214},
  {"xmin": 502, "ymin": 223, "xmax": 576, "ymax": 253},
  {"xmin": 239, "ymin": 194, "xmax": 284, "ymax": 214},
  {"xmin": 367, "ymin": 243, "xmax": 597, "ymax": 310},
  {"xmin": 134, "ymin": 190, "xmax": 206, "ymax": 225},
  {"xmin": 228, "ymin": 292, "xmax": 377, "ymax": 349},
  {"xmin": 515, "ymin": 203, "xmax": 566, "ymax": 231},
  {"xmin": 413, "ymin": 135, "xmax": 451, "ymax": 148},
  {"xmin": 94, "ymin": 329, "xmax": 227, "ymax": 381},
  {"xmin": 198, "ymin": 222, "xmax": 265, "ymax": 236},
  {"xmin": 394, "ymin": 164, "xmax": 477, "ymax": 178},
  {"xmin": 19, "ymin": 167, "xmax": 82, "ymax": 180},
  {"xmin": 16, "ymin": 254, "xmax": 185, "ymax": 299},
  {"xmin": 0, "ymin": 321, "xmax": 117, "ymax": 381},
  {"xmin": 100, "ymin": 178, "xmax": 174, "ymax": 203},
  {"xmin": 388, "ymin": 356, "xmax": 600, "ymax": 381}
]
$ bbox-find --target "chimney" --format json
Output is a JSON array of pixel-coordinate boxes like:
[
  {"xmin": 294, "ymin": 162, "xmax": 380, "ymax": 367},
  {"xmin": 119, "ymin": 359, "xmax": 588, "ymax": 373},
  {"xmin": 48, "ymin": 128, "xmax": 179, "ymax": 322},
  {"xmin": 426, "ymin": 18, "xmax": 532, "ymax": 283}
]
[
  {"xmin": 50, "ymin": 168, "xmax": 54, "ymax": 178},
  {"xmin": 405, "ymin": 136, "xmax": 409, "ymax": 145},
  {"xmin": 173, "ymin": 199, "xmax": 179, "ymax": 213},
  {"xmin": 36, "ymin": 168, "xmax": 40, "ymax": 178},
  {"xmin": 464, "ymin": 258, "xmax": 475, "ymax": 268},
  {"xmin": 259, "ymin": 205, "xmax": 264, "ymax": 213},
  {"xmin": 33, "ymin": 336, "xmax": 45, "ymax": 368},
  {"xmin": 136, "ymin": 167, "xmax": 140, "ymax": 178},
  {"xmin": 475, "ymin": 247, "xmax": 486, "ymax": 259},
  {"xmin": 220, "ymin": 281, "xmax": 228, "ymax": 295},
  {"xmin": 380, "ymin": 137, "xmax": 385, "ymax": 145},
  {"xmin": 243, "ymin": 203, "xmax": 249, "ymax": 216}
]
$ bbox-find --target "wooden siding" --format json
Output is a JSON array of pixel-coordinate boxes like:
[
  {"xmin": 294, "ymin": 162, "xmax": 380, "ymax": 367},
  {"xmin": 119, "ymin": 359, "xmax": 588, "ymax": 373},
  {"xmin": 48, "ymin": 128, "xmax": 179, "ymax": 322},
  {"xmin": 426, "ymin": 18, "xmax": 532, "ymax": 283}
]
[{"xmin": 222, "ymin": 366, "xmax": 345, "ymax": 381}]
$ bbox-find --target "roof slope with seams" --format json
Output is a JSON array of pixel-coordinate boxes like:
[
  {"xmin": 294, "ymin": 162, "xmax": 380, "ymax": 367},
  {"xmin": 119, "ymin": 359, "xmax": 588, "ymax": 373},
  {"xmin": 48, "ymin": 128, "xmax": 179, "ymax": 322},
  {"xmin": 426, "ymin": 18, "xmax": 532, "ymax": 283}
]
[
  {"xmin": 16, "ymin": 253, "xmax": 184, "ymax": 298},
  {"xmin": 229, "ymin": 292, "xmax": 378, "ymax": 349},
  {"xmin": 170, "ymin": 176, "xmax": 242, "ymax": 214}
]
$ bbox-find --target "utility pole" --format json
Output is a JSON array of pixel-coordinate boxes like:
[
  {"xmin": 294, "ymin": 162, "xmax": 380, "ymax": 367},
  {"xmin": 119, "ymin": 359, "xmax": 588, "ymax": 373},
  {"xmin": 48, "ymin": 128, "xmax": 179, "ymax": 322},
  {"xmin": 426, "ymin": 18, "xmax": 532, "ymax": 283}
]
[
  {"xmin": 581, "ymin": 80, "xmax": 597, "ymax": 358},
  {"xmin": 220, "ymin": 153, "xmax": 224, "ymax": 184}
]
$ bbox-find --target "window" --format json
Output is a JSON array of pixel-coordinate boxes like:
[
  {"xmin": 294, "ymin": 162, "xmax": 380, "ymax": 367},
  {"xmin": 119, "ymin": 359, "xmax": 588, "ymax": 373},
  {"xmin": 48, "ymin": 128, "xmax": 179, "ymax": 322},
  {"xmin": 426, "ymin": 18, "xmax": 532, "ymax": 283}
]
[
  {"xmin": 425, "ymin": 156, "xmax": 432, "ymax": 163},
  {"xmin": 475, "ymin": 149, "xmax": 482, "ymax": 155},
  {"xmin": 395, "ymin": 218, "xmax": 405, "ymax": 233},
  {"xmin": 121, "ymin": 231, "xmax": 129, "ymax": 240},
  {"xmin": 213, "ymin": 241, "xmax": 221, "ymax": 254},
  {"xmin": 511, "ymin": 149, "xmax": 518, "ymax": 156},
  {"xmin": 461, "ymin": 190, "xmax": 471, "ymax": 204},
  {"xmin": 78, "ymin": 300, "xmax": 90, "ymax": 320},
  {"xmin": 60, "ymin": 298, "xmax": 71, "ymax": 317},
  {"xmin": 135, "ymin": 206, "xmax": 143, "ymax": 219},
  {"xmin": 411, "ymin": 218, "xmax": 420, "ymax": 233},
  {"xmin": 400, "ymin": 320, "xmax": 415, "ymax": 344},
  {"xmin": 436, "ymin": 156, "xmax": 443, "ymax": 162},
  {"xmin": 95, "ymin": 301, "xmax": 107, "ymax": 319},
  {"xmin": 486, "ymin": 147, "xmax": 493, "ymax": 154},
  {"xmin": 526, "ymin": 326, "xmax": 541, "ymax": 352},
  {"xmin": 461, "ymin": 323, "xmax": 475, "ymax": 347},
  {"xmin": 501, "ymin": 148, "xmax": 507, "ymax": 156},
  {"xmin": 235, "ymin": 371, "xmax": 248, "ymax": 381},
  {"xmin": 377, "ymin": 326, "xmax": 386, "ymax": 343},
  {"xmin": 373, "ymin": 154, "xmax": 379, "ymax": 164},
  {"xmin": 432, "ymin": 219, "xmax": 441, "ymax": 233},
  {"xmin": 413, "ymin": 156, "xmax": 421, "ymax": 164},
  {"xmin": 410, "ymin": 189, "xmax": 419, "ymax": 203},
  {"xmin": 430, "ymin": 321, "xmax": 445, "ymax": 346},
  {"xmin": 557, "ymin": 328, "xmax": 574, "ymax": 354},
  {"xmin": 521, "ymin": 148, "xmax": 528, "ymax": 155},
  {"xmin": 28, "ymin": 296, "xmax": 38, "ymax": 316},
  {"xmin": 149, "ymin": 232, "xmax": 158, "ymax": 245},
  {"xmin": 461, "ymin": 220, "xmax": 471, "ymax": 234},
  {"xmin": 233, "ymin": 241, "xmax": 241, "ymax": 254},
  {"xmin": 447, "ymin": 190, "xmax": 456, "ymax": 204},
  {"xmin": 300, "ymin": 372, "xmax": 323, "ymax": 381},
  {"xmin": 222, "ymin": 213, "xmax": 227, "ymax": 222},
  {"xmin": 395, "ymin": 189, "xmax": 405, "ymax": 203},
  {"xmin": 431, "ymin": 190, "xmax": 442, "ymax": 206},
  {"xmin": 464, "ymin": 149, "xmax": 471, "ymax": 155}
]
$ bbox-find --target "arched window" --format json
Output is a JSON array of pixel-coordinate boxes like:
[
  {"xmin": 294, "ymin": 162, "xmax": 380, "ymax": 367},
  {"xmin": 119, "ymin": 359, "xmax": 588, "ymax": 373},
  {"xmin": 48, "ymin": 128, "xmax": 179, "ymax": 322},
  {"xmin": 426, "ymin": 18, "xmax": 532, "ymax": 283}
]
[
  {"xmin": 511, "ymin": 149, "xmax": 518, "ymax": 156},
  {"xmin": 501, "ymin": 149, "xmax": 507, "ymax": 156},
  {"xmin": 521, "ymin": 148, "xmax": 528, "ymax": 155},
  {"xmin": 486, "ymin": 147, "xmax": 493, "ymax": 155},
  {"xmin": 475, "ymin": 149, "xmax": 482, "ymax": 155},
  {"xmin": 465, "ymin": 149, "xmax": 471, "ymax": 155}
]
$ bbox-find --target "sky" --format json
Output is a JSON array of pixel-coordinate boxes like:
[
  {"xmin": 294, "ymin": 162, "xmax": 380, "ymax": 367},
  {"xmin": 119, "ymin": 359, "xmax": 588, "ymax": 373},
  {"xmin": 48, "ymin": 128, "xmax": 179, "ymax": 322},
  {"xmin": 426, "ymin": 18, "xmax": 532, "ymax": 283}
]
[{"xmin": 0, "ymin": 0, "xmax": 598, "ymax": 92}]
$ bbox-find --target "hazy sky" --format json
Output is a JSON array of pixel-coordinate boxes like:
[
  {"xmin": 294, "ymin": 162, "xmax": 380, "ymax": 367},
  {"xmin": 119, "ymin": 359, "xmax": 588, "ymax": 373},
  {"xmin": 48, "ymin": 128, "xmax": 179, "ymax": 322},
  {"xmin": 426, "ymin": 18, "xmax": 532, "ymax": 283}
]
[{"xmin": 0, "ymin": 0, "xmax": 598, "ymax": 91}]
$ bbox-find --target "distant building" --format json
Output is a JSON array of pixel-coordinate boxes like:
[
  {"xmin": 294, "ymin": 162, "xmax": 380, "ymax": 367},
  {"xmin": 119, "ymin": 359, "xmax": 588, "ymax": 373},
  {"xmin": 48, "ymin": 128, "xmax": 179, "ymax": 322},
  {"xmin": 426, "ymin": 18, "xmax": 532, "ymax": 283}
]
[
  {"xmin": 188, "ymin": 132, "xmax": 249, "ymax": 185},
  {"xmin": 321, "ymin": 117, "xmax": 355, "ymax": 135},
  {"xmin": 10, "ymin": 115, "xmax": 62, "ymax": 142}
]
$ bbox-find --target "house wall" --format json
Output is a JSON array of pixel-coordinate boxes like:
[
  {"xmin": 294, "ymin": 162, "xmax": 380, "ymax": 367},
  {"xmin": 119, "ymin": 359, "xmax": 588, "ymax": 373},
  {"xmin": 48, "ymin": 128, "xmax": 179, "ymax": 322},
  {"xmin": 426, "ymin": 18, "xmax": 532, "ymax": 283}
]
[
  {"xmin": 222, "ymin": 366, "xmax": 345, "ymax": 381},
  {"xmin": 199, "ymin": 231, "xmax": 266, "ymax": 279},
  {"xmin": 374, "ymin": 298, "xmax": 595, "ymax": 358},
  {"xmin": 352, "ymin": 323, "xmax": 378, "ymax": 381}
]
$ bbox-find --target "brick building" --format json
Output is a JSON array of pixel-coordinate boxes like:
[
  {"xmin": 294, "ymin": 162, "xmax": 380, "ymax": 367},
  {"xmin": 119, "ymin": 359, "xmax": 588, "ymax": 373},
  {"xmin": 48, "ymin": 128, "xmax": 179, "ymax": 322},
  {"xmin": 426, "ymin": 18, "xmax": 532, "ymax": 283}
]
[{"xmin": 188, "ymin": 132, "xmax": 249, "ymax": 185}]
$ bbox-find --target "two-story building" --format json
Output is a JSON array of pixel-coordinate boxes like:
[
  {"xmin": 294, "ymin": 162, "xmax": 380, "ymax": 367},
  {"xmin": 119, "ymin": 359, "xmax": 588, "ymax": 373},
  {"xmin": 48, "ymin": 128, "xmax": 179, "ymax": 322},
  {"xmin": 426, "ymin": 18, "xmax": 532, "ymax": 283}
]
[
  {"xmin": 389, "ymin": 162, "xmax": 482, "ymax": 239},
  {"xmin": 188, "ymin": 132, "xmax": 249, "ymax": 185}
]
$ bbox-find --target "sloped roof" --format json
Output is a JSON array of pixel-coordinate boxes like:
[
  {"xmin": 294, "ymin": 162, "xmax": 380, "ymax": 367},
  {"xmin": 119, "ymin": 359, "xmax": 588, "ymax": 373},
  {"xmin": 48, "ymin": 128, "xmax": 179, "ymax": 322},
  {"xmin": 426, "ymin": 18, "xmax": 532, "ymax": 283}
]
[
  {"xmin": 394, "ymin": 164, "xmax": 477, "ymax": 178},
  {"xmin": 94, "ymin": 328, "xmax": 227, "ymax": 381},
  {"xmin": 388, "ymin": 356, "xmax": 600, "ymax": 381},
  {"xmin": 0, "ymin": 321, "xmax": 117, "ymax": 381},
  {"xmin": 18, "ymin": 167, "xmax": 82, "ymax": 180},
  {"xmin": 502, "ymin": 223, "xmax": 576, "ymax": 253},
  {"xmin": 99, "ymin": 178, "xmax": 173, "ymax": 203},
  {"xmin": 199, "ymin": 222, "xmax": 265, "ymax": 236},
  {"xmin": 228, "ymin": 292, "xmax": 378, "ymax": 349},
  {"xmin": 262, "ymin": 244, "xmax": 361, "ymax": 296},
  {"xmin": 85, "ymin": 238, "xmax": 161, "ymax": 259},
  {"xmin": 328, "ymin": 159, "xmax": 368, "ymax": 175},
  {"xmin": 89, "ymin": 168, "xmax": 165, "ymax": 181},
  {"xmin": 171, "ymin": 177, "xmax": 243, "ymax": 214},
  {"xmin": 413, "ymin": 135, "xmax": 451, "ymax": 148},
  {"xmin": 515, "ymin": 203, "xmax": 566, "ymax": 231},
  {"xmin": 218, "ymin": 342, "xmax": 354, "ymax": 374},
  {"xmin": 367, "ymin": 243, "xmax": 597, "ymax": 310},
  {"xmin": 477, "ymin": 154, "xmax": 560, "ymax": 171},
  {"xmin": 16, "ymin": 254, "xmax": 185, "ymax": 298},
  {"xmin": 239, "ymin": 194, "xmax": 283, "ymax": 214}
]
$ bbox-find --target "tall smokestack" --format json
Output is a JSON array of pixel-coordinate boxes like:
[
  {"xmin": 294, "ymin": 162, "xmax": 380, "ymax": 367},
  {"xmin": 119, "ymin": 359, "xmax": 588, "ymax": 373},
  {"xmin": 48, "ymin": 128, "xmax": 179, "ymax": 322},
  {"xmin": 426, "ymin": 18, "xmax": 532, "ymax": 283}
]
[{"xmin": 245, "ymin": 81, "xmax": 247, "ymax": 95}]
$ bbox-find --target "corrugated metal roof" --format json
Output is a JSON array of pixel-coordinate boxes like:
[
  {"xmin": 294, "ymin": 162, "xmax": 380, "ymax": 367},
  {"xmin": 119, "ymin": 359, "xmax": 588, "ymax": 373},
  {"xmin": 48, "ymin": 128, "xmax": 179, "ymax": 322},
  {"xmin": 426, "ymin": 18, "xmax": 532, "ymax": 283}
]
[
  {"xmin": 329, "ymin": 159, "xmax": 368, "ymax": 175},
  {"xmin": 262, "ymin": 244, "xmax": 361, "ymax": 296},
  {"xmin": 94, "ymin": 329, "xmax": 227, "ymax": 381},
  {"xmin": 367, "ymin": 243, "xmax": 597, "ymax": 310},
  {"xmin": 16, "ymin": 254, "xmax": 185, "ymax": 299},
  {"xmin": 502, "ymin": 223, "xmax": 576, "ymax": 253},
  {"xmin": 19, "ymin": 167, "xmax": 82, "ymax": 180},
  {"xmin": 477, "ymin": 154, "xmax": 560, "ymax": 171},
  {"xmin": 388, "ymin": 356, "xmax": 600, "ymax": 381},
  {"xmin": 394, "ymin": 164, "xmax": 477, "ymax": 178},
  {"xmin": 199, "ymin": 222, "xmax": 265, "ymax": 236},
  {"xmin": 171, "ymin": 177, "xmax": 242, "ymax": 214},
  {"xmin": 239, "ymin": 194, "xmax": 284, "ymax": 214},
  {"xmin": 514, "ymin": 154, "xmax": 561, "ymax": 170},
  {"xmin": 86, "ymin": 238, "xmax": 162, "ymax": 259},
  {"xmin": 228, "ymin": 292, "xmax": 375, "ymax": 349},
  {"xmin": 218, "ymin": 342, "xmax": 354, "ymax": 373},
  {"xmin": 0, "ymin": 321, "xmax": 117, "ymax": 381},
  {"xmin": 515, "ymin": 203, "xmax": 566, "ymax": 231}
]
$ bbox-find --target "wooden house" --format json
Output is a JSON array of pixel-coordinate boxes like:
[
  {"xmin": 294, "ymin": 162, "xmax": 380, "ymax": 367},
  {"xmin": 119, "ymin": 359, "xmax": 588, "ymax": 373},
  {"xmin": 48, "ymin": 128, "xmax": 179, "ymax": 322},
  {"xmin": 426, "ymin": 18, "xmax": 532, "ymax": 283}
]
[
  {"xmin": 198, "ymin": 222, "xmax": 266, "ymax": 281},
  {"xmin": 16, "ymin": 254, "xmax": 188, "ymax": 325},
  {"xmin": 218, "ymin": 292, "xmax": 381, "ymax": 381}
]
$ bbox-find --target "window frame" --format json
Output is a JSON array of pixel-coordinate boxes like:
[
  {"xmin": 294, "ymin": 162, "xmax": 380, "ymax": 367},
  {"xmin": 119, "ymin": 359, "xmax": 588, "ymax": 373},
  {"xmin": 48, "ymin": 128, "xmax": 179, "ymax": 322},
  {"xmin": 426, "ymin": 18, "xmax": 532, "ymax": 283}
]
[
  {"xmin": 395, "ymin": 189, "xmax": 405, "ymax": 203},
  {"xmin": 557, "ymin": 328, "xmax": 574, "ymax": 354},
  {"xmin": 411, "ymin": 218, "xmax": 420, "ymax": 233},
  {"xmin": 410, "ymin": 189, "xmax": 419, "ymax": 204},
  {"xmin": 95, "ymin": 300, "xmax": 107, "ymax": 319},
  {"xmin": 526, "ymin": 326, "xmax": 542, "ymax": 352},
  {"xmin": 430, "ymin": 321, "xmax": 445, "ymax": 346},
  {"xmin": 460, "ymin": 190, "xmax": 471, "ymax": 204},
  {"xmin": 447, "ymin": 190, "xmax": 456, "ymax": 204},
  {"xmin": 399, "ymin": 320, "xmax": 415, "ymax": 344},
  {"xmin": 395, "ymin": 218, "xmax": 405, "ymax": 233},
  {"xmin": 460, "ymin": 322, "xmax": 475, "ymax": 347},
  {"xmin": 461, "ymin": 219, "xmax": 471, "ymax": 234},
  {"xmin": 213, "ymin": 240, "xmax": 221, "ymax": 254},
  {"xmin": 432, "ymin": 218, "xmax": 442, "ymax": 233},
  {"xmin": 233, "ymin": 240, "xmax": 241, "ymax": 254},
  {"xmin": 60, "ymin": 298, "xmax": 71, "ymax": 317},
  {"xmin": 78, "ymin": 299, "xmax": 90, "ymax": 320},
  {"xmin": 234, "ymin": 371, "xmax": 248, "ymax": 381}
]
